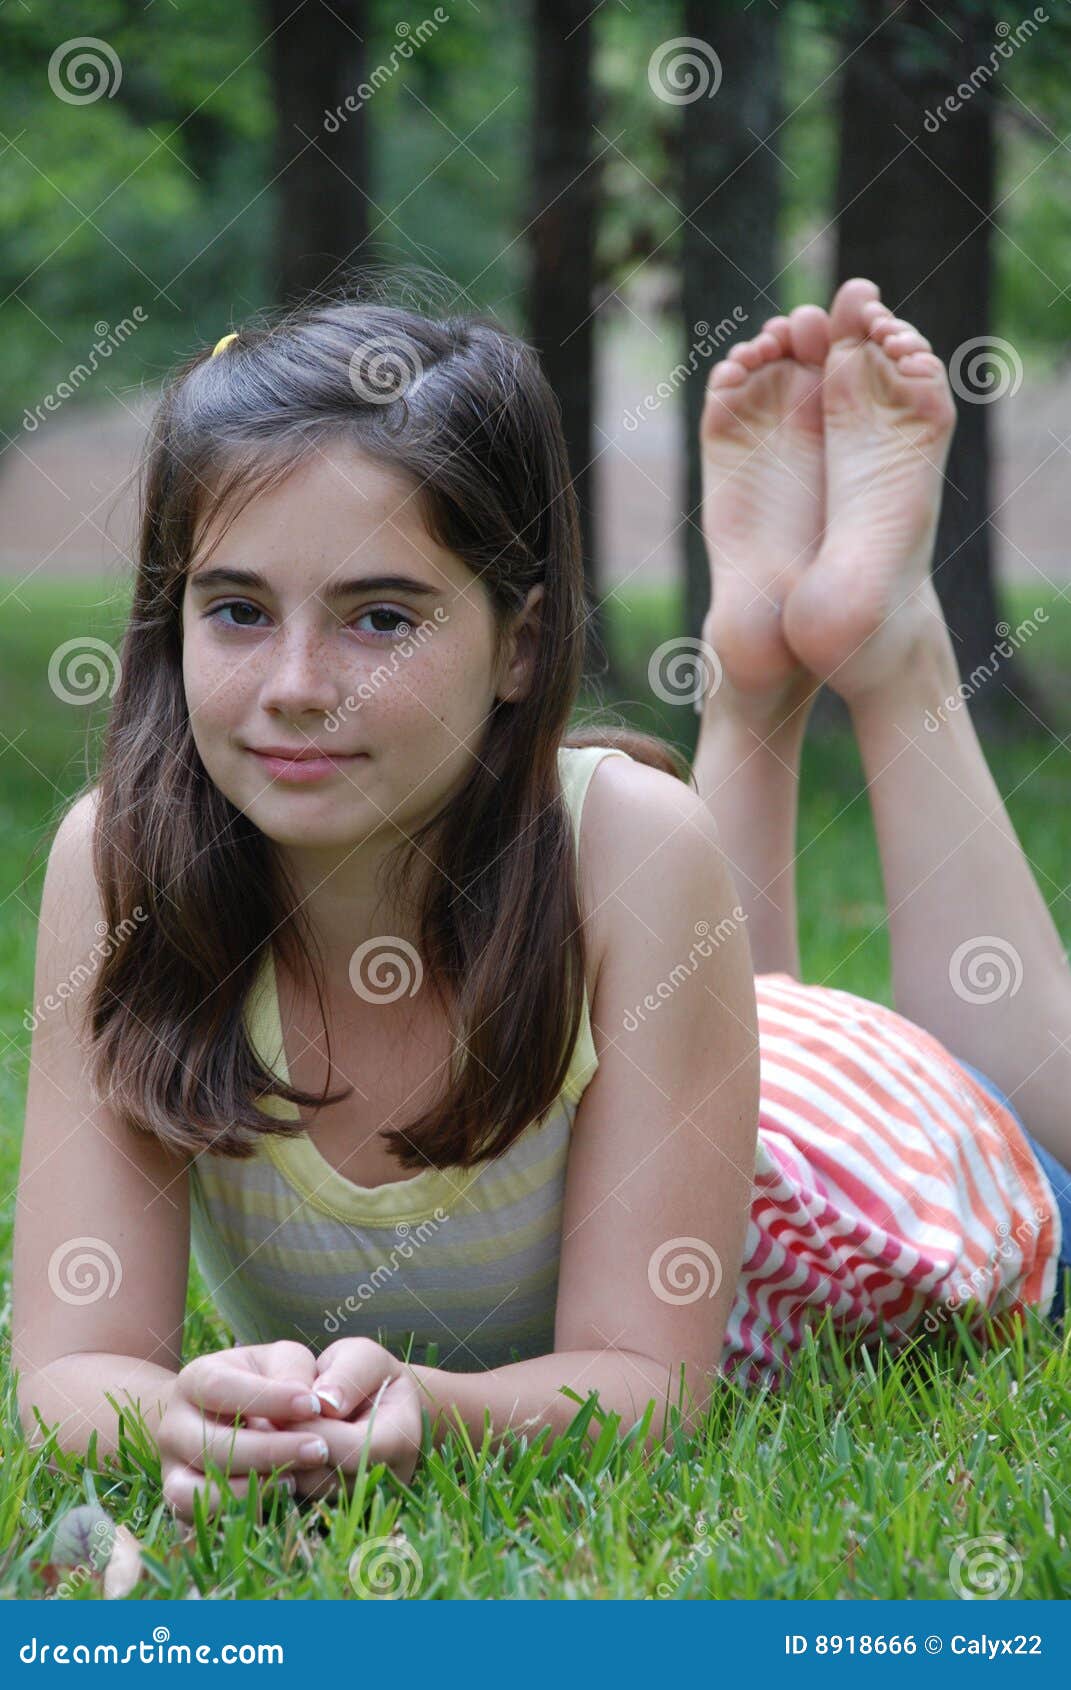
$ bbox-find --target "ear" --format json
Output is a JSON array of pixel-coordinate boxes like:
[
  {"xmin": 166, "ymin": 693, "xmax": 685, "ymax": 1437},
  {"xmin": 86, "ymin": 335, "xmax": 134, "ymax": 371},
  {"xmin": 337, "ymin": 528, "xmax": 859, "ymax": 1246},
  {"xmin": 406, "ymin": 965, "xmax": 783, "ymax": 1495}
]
[{"xmin": 495, "ymin": 584, "xmax": 544, "ymax": 704}]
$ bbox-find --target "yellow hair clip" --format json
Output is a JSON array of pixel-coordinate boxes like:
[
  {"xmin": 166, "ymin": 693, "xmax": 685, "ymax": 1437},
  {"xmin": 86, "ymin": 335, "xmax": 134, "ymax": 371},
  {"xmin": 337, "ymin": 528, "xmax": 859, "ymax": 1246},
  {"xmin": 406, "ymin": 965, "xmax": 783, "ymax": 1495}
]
[{"xmin": 211, "ymin": 331, "xmax": 239, "ymax": 358}]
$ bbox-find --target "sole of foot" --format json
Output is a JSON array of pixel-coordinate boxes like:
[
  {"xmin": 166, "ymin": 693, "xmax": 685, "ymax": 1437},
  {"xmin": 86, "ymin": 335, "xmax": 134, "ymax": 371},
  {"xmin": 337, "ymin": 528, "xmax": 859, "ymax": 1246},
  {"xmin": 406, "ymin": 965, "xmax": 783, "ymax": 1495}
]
[
  {"xmin": 779, "ymin": 276, "xmax": 958, "ymax": 705},
  {"xmin": 699, "ymin": 304, "xmax": 832, "ymax": 715}
]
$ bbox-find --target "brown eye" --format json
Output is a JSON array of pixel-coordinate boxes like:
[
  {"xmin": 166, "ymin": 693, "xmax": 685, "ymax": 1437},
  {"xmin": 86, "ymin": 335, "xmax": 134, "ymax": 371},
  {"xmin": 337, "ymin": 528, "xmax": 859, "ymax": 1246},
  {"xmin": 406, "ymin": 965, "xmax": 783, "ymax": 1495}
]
[
  {"xmin": 353, "ymin": 607, "xmax": 412, "ymax": 639},
  {"xmin": 206, "ymin": 600, "xmax": 266, "ymax": 630}
]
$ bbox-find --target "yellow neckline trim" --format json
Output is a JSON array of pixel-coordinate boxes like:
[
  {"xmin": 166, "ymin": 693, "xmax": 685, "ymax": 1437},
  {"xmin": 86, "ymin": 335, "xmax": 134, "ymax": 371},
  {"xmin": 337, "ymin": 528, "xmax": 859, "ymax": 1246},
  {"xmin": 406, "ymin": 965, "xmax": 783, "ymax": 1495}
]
[{"xmin": 245, "ymin": 744, "xmax": 627, "ymax": 1223}]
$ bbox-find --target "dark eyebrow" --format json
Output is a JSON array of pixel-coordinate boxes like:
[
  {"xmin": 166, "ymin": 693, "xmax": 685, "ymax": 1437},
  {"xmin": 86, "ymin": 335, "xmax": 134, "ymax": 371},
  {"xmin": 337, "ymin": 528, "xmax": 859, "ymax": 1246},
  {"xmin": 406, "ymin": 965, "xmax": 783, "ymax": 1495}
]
[{"xmin": 187, "ymin": 566, "xmax": 441, "ymax": 600}]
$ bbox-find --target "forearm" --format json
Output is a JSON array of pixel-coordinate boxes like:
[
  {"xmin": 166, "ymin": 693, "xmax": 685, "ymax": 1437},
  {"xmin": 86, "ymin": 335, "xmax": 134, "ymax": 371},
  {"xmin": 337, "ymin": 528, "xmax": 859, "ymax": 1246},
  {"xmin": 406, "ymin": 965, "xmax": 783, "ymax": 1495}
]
[
  {"xmin": 18, "ymin": 1354, "xmax": 179, "ymax": 1464},
  {"xmin": 407, "ymin": 1348, "xmax": 712, "ymax": 1455}
]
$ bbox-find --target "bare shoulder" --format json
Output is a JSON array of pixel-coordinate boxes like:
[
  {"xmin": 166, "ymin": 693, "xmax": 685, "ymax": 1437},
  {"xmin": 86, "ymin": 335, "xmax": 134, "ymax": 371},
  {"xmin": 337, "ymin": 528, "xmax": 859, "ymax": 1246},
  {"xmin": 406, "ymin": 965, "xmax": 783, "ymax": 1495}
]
[
  {"xmin": 577, "ymin": 751, "xmax": 735, "ymax": 993},
  {"xmin": 40, "ymin": 787, "xmax": 103, "ymax": 926}
]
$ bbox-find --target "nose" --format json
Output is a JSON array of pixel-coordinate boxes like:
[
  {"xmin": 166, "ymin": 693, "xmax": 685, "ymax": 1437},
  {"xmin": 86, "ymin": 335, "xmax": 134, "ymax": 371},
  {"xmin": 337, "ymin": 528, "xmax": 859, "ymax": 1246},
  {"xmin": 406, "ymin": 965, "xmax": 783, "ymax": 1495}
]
[{"xmin": 258, "ymin": 620, "xmax": 343, "ymax": 722}]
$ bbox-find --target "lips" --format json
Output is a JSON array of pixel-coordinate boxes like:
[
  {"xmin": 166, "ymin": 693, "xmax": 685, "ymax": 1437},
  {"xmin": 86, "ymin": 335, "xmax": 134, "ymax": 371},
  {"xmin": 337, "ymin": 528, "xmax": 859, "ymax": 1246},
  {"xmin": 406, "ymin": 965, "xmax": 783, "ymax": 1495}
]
[
  {"xmin": 246, "ymin": 745, "xmax": 368, "ymax": 785},
  {"xmin": 247, "ymin": 746, "xmax": 364, "ymax": 760}
]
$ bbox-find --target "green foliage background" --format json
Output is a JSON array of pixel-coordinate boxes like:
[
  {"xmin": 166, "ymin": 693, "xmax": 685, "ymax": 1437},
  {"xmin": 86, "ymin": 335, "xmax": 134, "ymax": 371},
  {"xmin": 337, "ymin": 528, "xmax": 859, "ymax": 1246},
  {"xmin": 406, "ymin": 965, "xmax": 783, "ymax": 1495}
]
[{"xmin": 2, "ymin": 0, "xmax": 1071, "ymax": 444}]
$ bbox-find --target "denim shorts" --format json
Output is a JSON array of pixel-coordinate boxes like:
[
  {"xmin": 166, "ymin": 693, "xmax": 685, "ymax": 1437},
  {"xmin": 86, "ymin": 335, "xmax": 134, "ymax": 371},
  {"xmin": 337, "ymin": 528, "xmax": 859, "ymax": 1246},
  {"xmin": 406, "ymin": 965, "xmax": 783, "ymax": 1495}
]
[{"xmin": 955, "ymin": 1057, "xmax": 1071, "ymax": 1324}]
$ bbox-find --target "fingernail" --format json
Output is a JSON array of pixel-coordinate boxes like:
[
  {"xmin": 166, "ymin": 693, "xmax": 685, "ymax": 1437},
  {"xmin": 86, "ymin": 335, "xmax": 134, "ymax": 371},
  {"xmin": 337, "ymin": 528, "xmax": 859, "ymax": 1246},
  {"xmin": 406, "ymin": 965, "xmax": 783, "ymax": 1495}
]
[
  {"xmin": 290, "ymin": 1393, "xmax": 321, "ymax": 1416},
  {"xmin": 315, "ymin": 1387, "xmax": 343, "ymax": 1411},
  {"xmin": 298, "ymin": 1437, "xmax": 330, "ymax": 1463}
]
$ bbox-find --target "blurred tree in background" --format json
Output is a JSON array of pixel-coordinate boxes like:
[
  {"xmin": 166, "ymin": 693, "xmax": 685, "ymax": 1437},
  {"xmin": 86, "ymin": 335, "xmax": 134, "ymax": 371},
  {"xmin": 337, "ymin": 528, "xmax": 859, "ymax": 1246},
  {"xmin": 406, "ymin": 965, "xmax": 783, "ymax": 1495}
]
[
  {"xmin": 678, "ymin": 3, "xmax": 785, "ymax": 657},
  {"xmin": 2, "ymin": 0, "xmax": 1071, "ymax": 727},
  {"xmin": 266, "ymin": 0, "xmax": 371, "ymax": 302},
  {"xmin": 528, "ymin": 0, "xmax": 603, "ymax": 675}
]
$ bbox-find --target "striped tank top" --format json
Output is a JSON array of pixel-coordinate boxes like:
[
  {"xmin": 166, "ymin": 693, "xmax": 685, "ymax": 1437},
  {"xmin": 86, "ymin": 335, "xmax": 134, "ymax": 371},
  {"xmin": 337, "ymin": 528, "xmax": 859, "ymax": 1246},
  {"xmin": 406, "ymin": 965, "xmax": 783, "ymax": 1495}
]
[{"xmin": 188, "ymin": 745, "xmax": 1062, "ymax": 1389}]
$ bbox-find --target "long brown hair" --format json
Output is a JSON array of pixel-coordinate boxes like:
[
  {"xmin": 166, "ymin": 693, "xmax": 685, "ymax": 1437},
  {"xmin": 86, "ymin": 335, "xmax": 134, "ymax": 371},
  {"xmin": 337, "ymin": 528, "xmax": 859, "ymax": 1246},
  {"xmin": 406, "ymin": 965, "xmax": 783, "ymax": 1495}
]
[{"xmin": 84, "ymin": 285, "xmax": 691, "ymax": 1170}]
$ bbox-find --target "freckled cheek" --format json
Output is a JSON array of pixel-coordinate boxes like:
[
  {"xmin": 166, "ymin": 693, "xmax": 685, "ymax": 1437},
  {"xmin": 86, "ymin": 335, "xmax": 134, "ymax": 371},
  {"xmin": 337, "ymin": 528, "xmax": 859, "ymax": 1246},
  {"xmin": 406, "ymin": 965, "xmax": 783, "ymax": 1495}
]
[
  {"xmin": 182, "ymin": 651, "xmax": 253, "ymax": 741},
  {"xmin": 378, "ymin": 647, "xmax": 493, "ymax": 756}
]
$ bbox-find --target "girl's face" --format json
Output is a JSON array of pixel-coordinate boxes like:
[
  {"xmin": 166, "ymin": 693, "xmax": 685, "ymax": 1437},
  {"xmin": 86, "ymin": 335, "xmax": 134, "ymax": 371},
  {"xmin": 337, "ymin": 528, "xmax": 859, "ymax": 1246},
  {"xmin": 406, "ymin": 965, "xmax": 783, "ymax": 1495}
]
[{"xmin": 180, "ymin": 441, "xmax": 540, "ymax": 854}]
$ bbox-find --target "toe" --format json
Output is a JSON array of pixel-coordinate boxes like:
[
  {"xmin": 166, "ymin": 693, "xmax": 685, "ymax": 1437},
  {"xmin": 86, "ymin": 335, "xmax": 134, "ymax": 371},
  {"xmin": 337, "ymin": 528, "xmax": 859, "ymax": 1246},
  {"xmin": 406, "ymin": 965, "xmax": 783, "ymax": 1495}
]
[
  {"xmin": 729, "ymin": 337, "xmax": 770, "ymax": 370},
  {"xmin": 757, "ymin": 314, "xmax": 793, "ymax": 355},
  {"xmin": 883, "ymin": 330, "xmax": 932, "ymax": 358},
  {"xmin": 829, "ymin": 276, "xmax": 882, "ymax": 344},
  {"xmin": 709, "ymin": 357, "xmax": 749, "ymax": 388},
  {"xmin": 897, "ymin": 351, "xmax": 944, "ymax": 377},
  {"xmin": 787, "ymin": 304, "xmax": 830, "ymax": 366},
  {"xmin": 865, "ymin": 309, "xmax": 898, "ymax": 340},
  {"xmin": 753, "ymin": 330, "xmax": 785, "ymax": 360}
]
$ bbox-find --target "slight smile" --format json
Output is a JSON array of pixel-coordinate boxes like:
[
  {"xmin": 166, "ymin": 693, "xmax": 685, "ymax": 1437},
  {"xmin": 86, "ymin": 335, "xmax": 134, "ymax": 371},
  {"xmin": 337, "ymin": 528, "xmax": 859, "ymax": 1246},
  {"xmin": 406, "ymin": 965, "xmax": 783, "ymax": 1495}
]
[{"xmin": 245, "ymin": 746, "xmax": 368, "ymax": 783}]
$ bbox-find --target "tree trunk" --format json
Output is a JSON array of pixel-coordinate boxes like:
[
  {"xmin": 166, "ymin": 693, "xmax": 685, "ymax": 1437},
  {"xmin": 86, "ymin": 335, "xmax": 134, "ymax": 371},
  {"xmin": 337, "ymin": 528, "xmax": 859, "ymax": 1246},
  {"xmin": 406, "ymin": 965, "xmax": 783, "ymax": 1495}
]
[
  {"xmin": 680, "ymin": 4, "xmax": 785, "ymax": 674},
  {"xmin": 833, "ymin": 0, "xmax": 1046, "ymax": 731},
  {"xmin": 265, "ymin": 0, "xmax": 371, "ymax": 305},
  {"xmin": 526, "ymin": 0, "xmax": 604, "ymax": 680}
]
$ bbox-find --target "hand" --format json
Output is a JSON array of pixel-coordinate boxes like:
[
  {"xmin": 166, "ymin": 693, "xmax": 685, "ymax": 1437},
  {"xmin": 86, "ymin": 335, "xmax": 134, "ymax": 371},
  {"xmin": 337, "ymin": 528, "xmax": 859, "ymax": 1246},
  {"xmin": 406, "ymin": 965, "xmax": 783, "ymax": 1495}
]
[
  {"xmin": 287, "ymin": 1337, "xmax": 426, "ymax": 1502},
  {"xmin": 158, "ymin": 1340, "xmax": 332, "ymax": 1522}
]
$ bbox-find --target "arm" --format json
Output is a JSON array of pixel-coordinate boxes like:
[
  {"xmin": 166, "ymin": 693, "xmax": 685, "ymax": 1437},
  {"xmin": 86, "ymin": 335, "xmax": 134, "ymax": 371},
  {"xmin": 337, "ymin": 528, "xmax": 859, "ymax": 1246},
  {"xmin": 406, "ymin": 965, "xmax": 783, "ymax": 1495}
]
[
  {"xmin": 11, "ymin": 790, "xmax": 192, "ymax": 1465},
  {"xmin": 408, "ymin": 1349, "xmax": 700, "ymax": 1455},
  {"xmin": 413, "ymin": 758, "xmax": 761, "ymax": 1457},
  {"xmin": 20, "ymin": 1356, "xmax": 180, "ymax": 1461}
]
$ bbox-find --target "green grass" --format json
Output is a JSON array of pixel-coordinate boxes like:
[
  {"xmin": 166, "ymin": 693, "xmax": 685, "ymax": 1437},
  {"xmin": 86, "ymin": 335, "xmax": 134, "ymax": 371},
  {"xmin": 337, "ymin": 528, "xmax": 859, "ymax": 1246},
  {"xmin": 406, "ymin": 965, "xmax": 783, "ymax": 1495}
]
[{"xmin": 1, "ymin": 576, "xmax": 1069, "ymax": 1599}]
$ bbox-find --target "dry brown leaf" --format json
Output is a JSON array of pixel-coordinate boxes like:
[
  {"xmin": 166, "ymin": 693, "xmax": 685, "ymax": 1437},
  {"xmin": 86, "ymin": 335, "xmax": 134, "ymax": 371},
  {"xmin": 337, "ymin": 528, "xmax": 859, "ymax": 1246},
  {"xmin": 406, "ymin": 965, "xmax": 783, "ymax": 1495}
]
[{"xmin": 103, "ymin": 1524, "xmax": 144, "ymax": 1599}]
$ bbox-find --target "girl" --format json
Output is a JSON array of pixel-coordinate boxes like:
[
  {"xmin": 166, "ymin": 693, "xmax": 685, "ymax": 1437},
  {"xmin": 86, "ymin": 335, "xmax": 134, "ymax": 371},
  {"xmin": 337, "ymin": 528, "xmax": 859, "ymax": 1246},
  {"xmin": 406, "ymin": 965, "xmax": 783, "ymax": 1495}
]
[{"xmin": 12, "ymin": 277, "xmax": 1069, "ymax": 1523}]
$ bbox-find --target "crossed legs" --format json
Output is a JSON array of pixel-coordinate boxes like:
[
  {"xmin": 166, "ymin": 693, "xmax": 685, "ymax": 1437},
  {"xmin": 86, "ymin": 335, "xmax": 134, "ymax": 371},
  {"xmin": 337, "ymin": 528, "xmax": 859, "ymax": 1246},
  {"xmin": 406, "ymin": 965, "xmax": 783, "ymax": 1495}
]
[{"xmin": 691, "ymin": 277, "xmax": 1071, "ymax": 1169}]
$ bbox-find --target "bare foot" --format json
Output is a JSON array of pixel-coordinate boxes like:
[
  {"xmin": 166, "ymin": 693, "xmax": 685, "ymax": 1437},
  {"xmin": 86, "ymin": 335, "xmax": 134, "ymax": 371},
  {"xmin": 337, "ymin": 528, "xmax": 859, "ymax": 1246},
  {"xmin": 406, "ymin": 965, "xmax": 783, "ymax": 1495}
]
[
  {"xmin": 699, "ymin": 305, "xmax": 831, "ymax": 714},
  {"xmin": 780, "ymin": 277, "xmax": 958, "ymax": 703}
]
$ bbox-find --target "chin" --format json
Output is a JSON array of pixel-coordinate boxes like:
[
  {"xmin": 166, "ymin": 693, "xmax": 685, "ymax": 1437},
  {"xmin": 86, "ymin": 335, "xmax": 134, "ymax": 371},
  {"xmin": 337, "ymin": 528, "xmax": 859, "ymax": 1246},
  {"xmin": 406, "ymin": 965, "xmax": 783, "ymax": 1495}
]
[{"xmin": 246, "ymin": 794, "xmax": 376, "ymax": 850}]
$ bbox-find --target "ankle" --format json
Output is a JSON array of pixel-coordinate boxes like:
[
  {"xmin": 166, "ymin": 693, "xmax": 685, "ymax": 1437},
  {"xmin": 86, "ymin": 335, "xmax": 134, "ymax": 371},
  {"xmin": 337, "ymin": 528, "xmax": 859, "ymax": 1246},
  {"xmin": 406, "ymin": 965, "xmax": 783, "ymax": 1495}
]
[
  {"xmin": 703, "ymin": 666, "xmax": 820, "ymax": 744},
  {"xmin": 842, "ymin": 608, "xmax": 959, "ymax": 724},
  {"xmin": 826, "ymin": 586, "xmax": 953, "ymax": 711}
]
